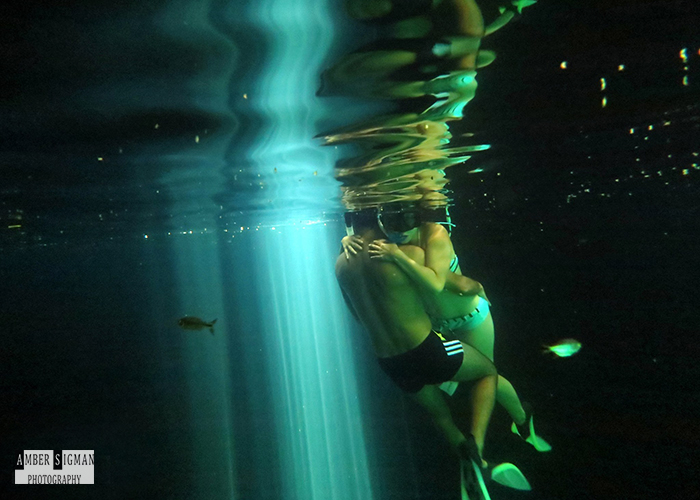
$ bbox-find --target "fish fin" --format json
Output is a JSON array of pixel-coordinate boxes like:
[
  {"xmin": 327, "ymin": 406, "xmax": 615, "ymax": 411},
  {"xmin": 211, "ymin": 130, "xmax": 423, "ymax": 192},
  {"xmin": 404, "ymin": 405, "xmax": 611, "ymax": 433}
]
[{"xmin": 210, "ymin": 327, "xmax": 215, "ymax": 335}]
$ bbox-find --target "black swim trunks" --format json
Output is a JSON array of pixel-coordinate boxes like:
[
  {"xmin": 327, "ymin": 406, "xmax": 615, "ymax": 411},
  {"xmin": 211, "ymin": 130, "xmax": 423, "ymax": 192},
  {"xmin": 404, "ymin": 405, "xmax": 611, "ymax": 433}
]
[{"xmin": 377, "ymin": 330, "xmax": 464, "ymax": 393}]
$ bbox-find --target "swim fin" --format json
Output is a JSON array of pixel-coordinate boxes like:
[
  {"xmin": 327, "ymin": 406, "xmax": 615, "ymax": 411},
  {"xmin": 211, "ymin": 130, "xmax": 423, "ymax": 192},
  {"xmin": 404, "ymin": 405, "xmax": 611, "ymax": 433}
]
[
  {"xmin": 460, "ymin": 455, "xmax": 491, "ymax": 500},
  {"xmin": 488, "ymin": 462, "xmax": 532, "ymax": 491},
  {"xmin": 511, "ymin": 403, "xmax": 552, "ymax": 452},
  {"xmin": 458, "ymin": 437, "xmax": 491, "ymax": 500}
]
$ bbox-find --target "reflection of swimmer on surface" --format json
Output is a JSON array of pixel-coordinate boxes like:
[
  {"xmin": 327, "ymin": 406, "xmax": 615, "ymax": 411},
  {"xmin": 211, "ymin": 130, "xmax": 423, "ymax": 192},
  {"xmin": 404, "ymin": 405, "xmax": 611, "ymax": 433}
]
[
  {"xmin": 342, "ymin": 206, "xmax": 552, "ymax": 452},
  {"xmin": 324, "ymin": 119, "xmax": 475, "ymax": 209},
  {"xmin": 323, "ymin": 117, "xmax": 484, "ymax": 200},
  {"xmin": 415, "ymin": 167, "xmax": 449, "ymax": 192},
  {"xmin": 320, "ymin": 0, "xmax": 514, "ymax": 116},
  {"xmin": 324, "ymin": 119, "xmax": 453, "ymax": 173},
  {"xmin": 338, "ymin": 167, "xmax": 453, "ymax": 215},
  {"xmin": 336, "ymin": 209, "xmax": 522, "ymax": 499}
]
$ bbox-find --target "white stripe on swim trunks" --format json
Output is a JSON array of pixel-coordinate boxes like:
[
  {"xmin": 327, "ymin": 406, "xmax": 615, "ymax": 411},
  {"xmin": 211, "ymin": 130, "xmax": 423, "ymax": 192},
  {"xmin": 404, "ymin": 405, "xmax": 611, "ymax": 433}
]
[{"xmin": 443, "ymin": 340, "xmax": 464, "ymax": 355}]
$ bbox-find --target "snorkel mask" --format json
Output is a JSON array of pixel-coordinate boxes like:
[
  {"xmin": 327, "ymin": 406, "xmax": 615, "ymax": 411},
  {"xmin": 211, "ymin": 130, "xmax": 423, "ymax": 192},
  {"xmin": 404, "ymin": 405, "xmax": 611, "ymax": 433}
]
[{"xmin": 377, "ymin": 206, "xmax": 420, "ymax": 244}]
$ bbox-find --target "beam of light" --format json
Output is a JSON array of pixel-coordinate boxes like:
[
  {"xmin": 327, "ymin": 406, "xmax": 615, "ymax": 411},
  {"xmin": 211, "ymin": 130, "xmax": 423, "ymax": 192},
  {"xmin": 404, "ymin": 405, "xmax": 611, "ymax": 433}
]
[
  {"xmin": 250, "ymin": 224, "xmax": 373, "ymax": 500},
  {"xmin": 238, "ymin": 0, "xmax": 375, "ymax": 497}
]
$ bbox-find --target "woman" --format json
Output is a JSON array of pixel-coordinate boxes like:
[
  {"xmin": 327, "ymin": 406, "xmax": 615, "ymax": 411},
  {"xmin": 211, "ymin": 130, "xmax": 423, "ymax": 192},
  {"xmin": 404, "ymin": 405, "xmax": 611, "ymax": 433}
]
[{"xmin": 342, "ymin": 208, "xmax": 550, "ymax": 452}]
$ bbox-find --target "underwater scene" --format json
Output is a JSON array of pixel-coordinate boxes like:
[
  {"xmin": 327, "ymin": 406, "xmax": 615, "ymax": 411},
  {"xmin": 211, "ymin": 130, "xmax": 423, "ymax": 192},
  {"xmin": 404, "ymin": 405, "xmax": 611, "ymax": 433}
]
[{"xmin": 2, "ymin": 0, "xmax": 699, "ymax": 499}]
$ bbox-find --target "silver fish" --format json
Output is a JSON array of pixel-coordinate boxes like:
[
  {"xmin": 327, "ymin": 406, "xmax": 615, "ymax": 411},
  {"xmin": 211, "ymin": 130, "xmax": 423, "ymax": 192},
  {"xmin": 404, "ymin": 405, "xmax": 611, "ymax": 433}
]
[
  {"xmin": 542, "ymin": 338, "xmax": 581, "ymax": 357},
  {"xmin": 178, "ymin": 317, "xmax": 217, "ymax": 335}
]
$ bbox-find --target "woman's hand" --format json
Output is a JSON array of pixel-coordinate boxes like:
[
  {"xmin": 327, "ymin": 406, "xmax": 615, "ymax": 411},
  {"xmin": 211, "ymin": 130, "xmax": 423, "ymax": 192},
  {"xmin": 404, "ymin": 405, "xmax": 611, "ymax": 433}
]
[
  {"xmin": 341, "ymin": 235, "xmax": 364, "ymax": 260},
  {"xmin": 368, "ymin": 239, "xmax": 399, "ymax": 261}
]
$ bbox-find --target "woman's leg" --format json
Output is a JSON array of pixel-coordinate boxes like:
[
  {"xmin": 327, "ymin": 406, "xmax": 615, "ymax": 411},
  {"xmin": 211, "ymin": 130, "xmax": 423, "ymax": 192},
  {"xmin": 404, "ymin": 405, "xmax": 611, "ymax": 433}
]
[
  {"xmin": 453, "ymin": 314, "xmax": 527, "ymax": 425},
  {"xmin": 449, "ymin": 342, "xmax": 498, "ymax": 461}
]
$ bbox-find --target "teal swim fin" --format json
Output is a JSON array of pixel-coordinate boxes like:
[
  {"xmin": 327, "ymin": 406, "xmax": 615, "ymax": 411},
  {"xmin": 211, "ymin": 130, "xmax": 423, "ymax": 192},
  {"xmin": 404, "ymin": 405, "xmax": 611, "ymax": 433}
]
[
  {"xmin": 460, "ymin": 457, "xmax": 491, "ymax": 500},
  {"xmin": 458, "ymin": 437, "xmax": 491, "ymax": 500},
  {"xmin": 489, "ymin": 463, "xmax": 532, "ymax": 491},
  {"xmin": 511, "ymin": 405, "xmax": 552, "ymax": 452}
]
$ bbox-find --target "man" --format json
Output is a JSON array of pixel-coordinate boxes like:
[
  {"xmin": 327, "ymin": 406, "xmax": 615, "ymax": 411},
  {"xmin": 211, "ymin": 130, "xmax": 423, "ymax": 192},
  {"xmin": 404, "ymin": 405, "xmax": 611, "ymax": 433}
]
[{"xmin": 335, "ymin": 209, "xmax": 497, "ymax": 499}]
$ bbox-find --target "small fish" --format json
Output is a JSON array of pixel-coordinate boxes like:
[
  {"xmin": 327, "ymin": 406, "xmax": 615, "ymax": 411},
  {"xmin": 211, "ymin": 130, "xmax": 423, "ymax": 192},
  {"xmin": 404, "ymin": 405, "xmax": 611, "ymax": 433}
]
[
  {"xmin": 178, "ymin": 317, "xmax": 217, "ymax": 335},
  {"xmin": 543, "ymin": 338, "xmax": 582, "ymax": 357}
]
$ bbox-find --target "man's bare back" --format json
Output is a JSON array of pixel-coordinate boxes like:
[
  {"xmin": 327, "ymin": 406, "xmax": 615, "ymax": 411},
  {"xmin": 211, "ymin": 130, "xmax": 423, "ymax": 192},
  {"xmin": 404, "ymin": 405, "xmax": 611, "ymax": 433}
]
[{"xmin": 335, "ymin": 228, "xmax": 432, "ymax": 357}]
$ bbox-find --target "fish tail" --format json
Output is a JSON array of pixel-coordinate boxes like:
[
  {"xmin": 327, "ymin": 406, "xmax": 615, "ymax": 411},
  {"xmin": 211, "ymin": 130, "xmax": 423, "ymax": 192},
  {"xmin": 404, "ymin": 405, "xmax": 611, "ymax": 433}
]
[{"xmin": 210, "ymin": 327, "xmax": 215, "ymax": 335}]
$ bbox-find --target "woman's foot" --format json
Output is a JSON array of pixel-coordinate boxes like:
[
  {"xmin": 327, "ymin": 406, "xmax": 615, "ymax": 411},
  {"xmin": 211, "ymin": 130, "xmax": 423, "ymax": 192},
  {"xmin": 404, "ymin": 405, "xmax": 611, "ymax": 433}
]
[
  {"xmin": 458, "ymin": 436, "xmax": 532, "ymax": 494},
  {"xmin": 511, "ymin": 402, "xmax": 552, "ymax": 452},
  {"xmin": 457, "ymin": 435, "xmax": 487, "ymax": 468}
]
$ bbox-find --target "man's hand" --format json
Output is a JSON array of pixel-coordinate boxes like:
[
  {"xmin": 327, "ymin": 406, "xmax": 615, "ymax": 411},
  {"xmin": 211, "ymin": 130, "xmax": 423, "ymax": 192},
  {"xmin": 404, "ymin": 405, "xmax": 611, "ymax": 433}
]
[
  {"xmin": 368, "ymin": 239, "xmax": 399, "ymax": 261},
  {"xmin": 342, "ymin": 235, "xmax": 364, "ymax": 260}
]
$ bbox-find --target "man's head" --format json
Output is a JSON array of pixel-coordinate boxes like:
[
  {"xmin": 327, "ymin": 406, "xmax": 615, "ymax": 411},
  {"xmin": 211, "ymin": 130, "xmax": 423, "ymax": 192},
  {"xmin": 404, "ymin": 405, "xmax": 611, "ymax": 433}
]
[
  {"xmin": 376, "ymin": 206, "xmax": 420, "ymax": 244},
  {"xmin": 345, "ymin": 209, "xmax": 380, "ymax": 235}
]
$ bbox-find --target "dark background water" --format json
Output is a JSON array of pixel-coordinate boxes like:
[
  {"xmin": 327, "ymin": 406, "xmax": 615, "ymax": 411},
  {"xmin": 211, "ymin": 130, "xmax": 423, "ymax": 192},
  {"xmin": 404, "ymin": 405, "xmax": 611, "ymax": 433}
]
[
  {"xmin": 441, "ymin": 1, "xmax": 700, "ymax": 498},
  {"xmin": 2, "ymin": 1, "xmax": 699, "ymax": 499}
]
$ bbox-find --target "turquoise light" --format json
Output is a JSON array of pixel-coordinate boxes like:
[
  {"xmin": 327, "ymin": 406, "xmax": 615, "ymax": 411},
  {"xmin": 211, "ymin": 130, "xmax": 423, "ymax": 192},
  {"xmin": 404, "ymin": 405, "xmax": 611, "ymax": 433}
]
[{"xmin": 237, "ymin": 0, "xmax": 374, "ymax": 497}]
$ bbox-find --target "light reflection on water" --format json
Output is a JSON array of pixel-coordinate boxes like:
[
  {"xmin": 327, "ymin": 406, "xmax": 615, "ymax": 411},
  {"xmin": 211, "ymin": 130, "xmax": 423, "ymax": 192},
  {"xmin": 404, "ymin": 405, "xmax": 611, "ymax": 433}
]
[{"xmin": 316, "ymin": 1, "xmax": 522, "ymax": 215}]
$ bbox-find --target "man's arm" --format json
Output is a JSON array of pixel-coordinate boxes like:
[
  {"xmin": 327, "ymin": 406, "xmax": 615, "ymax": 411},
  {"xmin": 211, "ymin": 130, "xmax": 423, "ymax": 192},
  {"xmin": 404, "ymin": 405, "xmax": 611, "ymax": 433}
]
[
  {"xmin": 389, "ymin": 239, "xmax": 451, "ymax": 294},
  {"xmin": 370, "ymin": 224, "xmax": 454, "ymax": 294}
]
